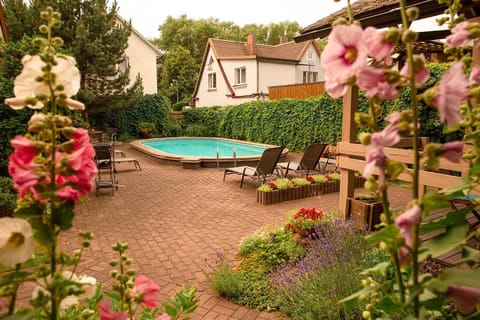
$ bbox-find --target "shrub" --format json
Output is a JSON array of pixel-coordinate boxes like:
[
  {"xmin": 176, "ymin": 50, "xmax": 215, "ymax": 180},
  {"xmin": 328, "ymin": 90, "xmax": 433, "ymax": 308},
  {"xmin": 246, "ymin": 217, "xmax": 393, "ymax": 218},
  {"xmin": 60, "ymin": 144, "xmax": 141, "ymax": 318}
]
[
  {"xmin": 270, "ymin": 219, "xmax": 389, "ymax": 319},
  {"xmin": 184, "ymin": 123, "xmax": 209, "ymax": 136},
  {"xmin": 138, "ymin": 121, "xmax": 157, "ymax": 138},
  {"xmin": 0, "ymin": 177, "xmax": 16, "ymax": 218}
]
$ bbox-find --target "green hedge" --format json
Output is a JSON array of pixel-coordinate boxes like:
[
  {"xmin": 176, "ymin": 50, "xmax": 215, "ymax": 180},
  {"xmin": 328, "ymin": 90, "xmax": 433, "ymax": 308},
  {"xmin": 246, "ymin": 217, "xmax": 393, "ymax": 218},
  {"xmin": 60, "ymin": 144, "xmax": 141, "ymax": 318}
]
[
  {"xmin": 183, "ymin": 63, "xmax": 460, "ymax": 152},
  {"xmin": 105, "ymin": 94, "xmax": 171, "ymax": 140}
]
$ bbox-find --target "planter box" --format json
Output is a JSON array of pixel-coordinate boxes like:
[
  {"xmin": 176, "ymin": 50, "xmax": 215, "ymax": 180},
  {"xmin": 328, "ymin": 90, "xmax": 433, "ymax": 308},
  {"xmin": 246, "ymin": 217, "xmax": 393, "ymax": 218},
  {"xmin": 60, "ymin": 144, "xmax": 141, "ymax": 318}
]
[
  {"xmin": 256, "ymin": 176, "xmax": 366, "ymax": 205},
  {"xmin": 347, "ymin": 197, "xmax": 383, "ymax": 231}
]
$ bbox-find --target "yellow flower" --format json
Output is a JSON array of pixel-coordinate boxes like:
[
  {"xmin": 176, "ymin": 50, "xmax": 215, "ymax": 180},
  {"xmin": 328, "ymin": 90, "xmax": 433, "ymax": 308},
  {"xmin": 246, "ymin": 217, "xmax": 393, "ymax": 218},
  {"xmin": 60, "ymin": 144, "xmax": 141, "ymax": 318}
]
[
  {"xmin": 5, "ymin": 54, "xmax": 84, "ymax": 110},
  {"xmin": 0, "ymin": 217, "xmax": 35, "ymax": 267}
]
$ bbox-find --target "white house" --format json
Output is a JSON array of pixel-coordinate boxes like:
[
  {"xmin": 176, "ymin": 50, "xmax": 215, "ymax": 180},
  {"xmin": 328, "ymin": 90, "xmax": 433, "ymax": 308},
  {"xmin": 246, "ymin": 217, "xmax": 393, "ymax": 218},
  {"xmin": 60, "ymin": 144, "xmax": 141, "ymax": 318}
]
[
  {"xmin": 118, "ymin": 16, "xmax": 162, "ymax": 94},
  {"xmin": 192, "ymin": 34, "xmax": 324, "ymax": 107}
]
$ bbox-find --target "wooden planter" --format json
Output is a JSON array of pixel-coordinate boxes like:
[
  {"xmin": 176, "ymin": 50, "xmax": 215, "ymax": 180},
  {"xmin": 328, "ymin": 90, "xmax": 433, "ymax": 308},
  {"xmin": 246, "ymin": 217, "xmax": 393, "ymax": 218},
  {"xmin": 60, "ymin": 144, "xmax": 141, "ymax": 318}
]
[
  {"xmin": 347, "ymin": 197, "xmax": 383, "ymax": 231},
  {"xmin": 256, "ymin": 176, "xmax": 366, "ymax": 205}
]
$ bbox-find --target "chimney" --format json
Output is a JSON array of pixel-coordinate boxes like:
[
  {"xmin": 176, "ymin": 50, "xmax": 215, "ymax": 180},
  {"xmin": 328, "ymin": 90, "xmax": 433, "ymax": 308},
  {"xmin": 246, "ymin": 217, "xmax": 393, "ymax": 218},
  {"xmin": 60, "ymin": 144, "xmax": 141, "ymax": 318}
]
[
  {"xmin": 247, "ymin": 34, "xmax": 256, "ymax": 55},
  {"xmin": 279, "ymin": 35, "xmax": 289, "ymax": 44}
]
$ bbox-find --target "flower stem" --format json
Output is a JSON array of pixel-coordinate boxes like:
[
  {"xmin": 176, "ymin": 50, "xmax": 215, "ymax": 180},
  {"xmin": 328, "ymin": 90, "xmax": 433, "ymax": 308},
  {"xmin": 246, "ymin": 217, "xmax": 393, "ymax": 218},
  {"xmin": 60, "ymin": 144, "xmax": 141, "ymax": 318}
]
[
  {"xmin": 399, "ymin": 0, "xmax": 421, "ymax": 316},
  {"xmin": 7, "ymin": 264, "xmax": 21, "ymax": 315}
]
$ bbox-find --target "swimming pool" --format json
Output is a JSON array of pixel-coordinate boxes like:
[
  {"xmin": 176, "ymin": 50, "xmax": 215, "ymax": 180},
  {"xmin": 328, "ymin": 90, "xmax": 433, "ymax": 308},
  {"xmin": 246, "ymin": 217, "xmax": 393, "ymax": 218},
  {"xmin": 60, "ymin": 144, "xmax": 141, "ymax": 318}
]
[{"xmin": 130, "ymin": 137, "xmax": 287, "ymax": 168}]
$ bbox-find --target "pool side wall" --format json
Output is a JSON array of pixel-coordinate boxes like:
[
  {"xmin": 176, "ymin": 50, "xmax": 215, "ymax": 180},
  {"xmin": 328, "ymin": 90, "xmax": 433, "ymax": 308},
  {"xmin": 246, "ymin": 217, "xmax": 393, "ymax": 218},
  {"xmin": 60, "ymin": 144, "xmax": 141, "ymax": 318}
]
[{"xmin": 130, "ymin": 137, "xmax": 288, "ymax": 168}]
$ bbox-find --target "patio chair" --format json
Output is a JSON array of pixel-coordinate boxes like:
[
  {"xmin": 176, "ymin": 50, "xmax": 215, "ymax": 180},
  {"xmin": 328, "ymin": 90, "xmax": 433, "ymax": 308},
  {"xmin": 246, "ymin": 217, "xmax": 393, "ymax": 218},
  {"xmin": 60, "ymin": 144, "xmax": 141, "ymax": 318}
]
[
  {"xmin": 110, "ymin": 133, "xmax": 141, "ymax": 171},
  {"xmin": 93, "ymin": 143, "xmax": 118, "ymax": 196},
  {"xmin": 223, "ymin": 146, "xmax": 285, "ymax": 188},
  {"xmin": 277, "ymin": 143, "xmax": 327, "ymax": 177}
]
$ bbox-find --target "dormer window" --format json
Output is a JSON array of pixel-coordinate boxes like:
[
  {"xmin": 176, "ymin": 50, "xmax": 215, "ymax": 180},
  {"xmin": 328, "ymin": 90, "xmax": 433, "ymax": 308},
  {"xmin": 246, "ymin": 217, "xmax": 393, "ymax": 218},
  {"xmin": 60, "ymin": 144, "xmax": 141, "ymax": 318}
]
[{"xmin": 207, "ymin": 56, "xmax": 214, "ymax": 71}]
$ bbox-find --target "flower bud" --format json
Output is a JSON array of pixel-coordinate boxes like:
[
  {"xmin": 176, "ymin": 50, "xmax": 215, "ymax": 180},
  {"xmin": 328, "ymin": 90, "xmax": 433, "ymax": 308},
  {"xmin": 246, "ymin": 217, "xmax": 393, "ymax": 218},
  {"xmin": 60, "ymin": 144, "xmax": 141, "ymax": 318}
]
[
  {"xmin": 406, "ymin": 7, "xmax": 419, "ymax": 22},
  {"xmin": 385, "ymin": 27, "xmax": 401, "ymax": 44},
  {"xmin": 402, "ymin": 29, "xmax": 418, "ymax": 44},
  {"xmin": 359, "ymin": 132, "xmax": 372, "ymax": 145},
  {"xmin": 362, "ymin": 310, "xmax": 371, "ymax": 319}
]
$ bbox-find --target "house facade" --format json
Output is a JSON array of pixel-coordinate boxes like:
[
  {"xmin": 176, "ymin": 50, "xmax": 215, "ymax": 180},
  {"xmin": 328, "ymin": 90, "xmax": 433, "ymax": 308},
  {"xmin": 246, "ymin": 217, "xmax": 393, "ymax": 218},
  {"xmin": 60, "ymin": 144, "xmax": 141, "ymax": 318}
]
[
  {"xmin": 192, "ymin": 34, "xmax": 324, "ymax": 107},
  {"xmin": 119, "ymin": 16, "xmax": 162, "ymax": 94}
]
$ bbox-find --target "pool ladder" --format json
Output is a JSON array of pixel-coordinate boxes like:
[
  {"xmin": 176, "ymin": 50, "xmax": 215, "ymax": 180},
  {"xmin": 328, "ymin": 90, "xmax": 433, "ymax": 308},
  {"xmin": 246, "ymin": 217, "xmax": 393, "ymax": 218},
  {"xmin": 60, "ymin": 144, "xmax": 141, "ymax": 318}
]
[{"xmin": 216, "ymin": 147, "xmax": 236, "ymax": 169}]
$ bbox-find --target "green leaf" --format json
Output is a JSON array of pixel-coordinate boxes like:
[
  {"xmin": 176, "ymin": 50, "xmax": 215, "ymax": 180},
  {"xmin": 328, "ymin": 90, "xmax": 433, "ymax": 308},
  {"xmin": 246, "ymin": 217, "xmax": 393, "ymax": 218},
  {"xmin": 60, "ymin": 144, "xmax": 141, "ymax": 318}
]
[
  {"xmin": 14, "ymin": 205, "xmax": 43, "ymax": 218},
  {"xmin": 377, "ymin": 296, "xmax": 404, "ymax": 316},
  {"xmin": 421, "ymin": 189, "xmax": 450, "ymax": 214},
  {"xmin": 29, "ymin": 217, "xmax": 55, "ymax": 247},
  {"xmin": 420, "ymin": 224, "xmax": 469, "ymax": 260},
  {"xmin": 1, "ymin": 311, "xmax": 36, "ymax": 320},
  {"xmin": 459, "ymin": 246, "xmax": 480, "ymax": 265},
  {"xmin": 428, "ymin": 268, "xmax": 480, "ymax": 293},
  {"xmin": 367, "ymin": 224, "xmax": 399, "ymax": 245},
  {"xmin": 420, "ymin": 207, "xmax": 470, "ymax": 234},
  {"xmin": 54, "ymin": 201, "xmax": 74, "ymax": 230},
  {"xmin": 441, "ymin": 176, "xmax": 473, "ymax": 196},
  {"xmin": 360, "ymin": 261, "xmax": 391, "ymax": 277}
]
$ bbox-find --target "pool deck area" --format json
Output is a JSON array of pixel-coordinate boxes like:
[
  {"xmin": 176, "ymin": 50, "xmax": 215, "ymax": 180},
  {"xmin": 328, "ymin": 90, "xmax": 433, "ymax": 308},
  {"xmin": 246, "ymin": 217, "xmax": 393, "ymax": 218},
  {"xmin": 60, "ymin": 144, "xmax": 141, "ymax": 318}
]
[{"xmin": 57, "ymin": 142, "xmax": 412, "ymax": 319}]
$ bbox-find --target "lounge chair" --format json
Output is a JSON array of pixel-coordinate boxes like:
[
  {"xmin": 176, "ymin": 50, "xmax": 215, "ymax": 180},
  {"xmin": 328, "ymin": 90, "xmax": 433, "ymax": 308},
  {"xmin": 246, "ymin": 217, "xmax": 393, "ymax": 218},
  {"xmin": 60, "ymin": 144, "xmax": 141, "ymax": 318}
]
[
  {"xmin": 223, "ymin": 146, "xmax": 285, "ymax": 188},
  {"xmin": 93, "ymin": 143, "xmax": 118, "ymax": 196},
  {"xmin": 110, "ymin": 133, "xmax": 141, "ymax": 171},
  {"xmin": 277, "ymin": 143, "xmax": 327, "ymax": 177}
]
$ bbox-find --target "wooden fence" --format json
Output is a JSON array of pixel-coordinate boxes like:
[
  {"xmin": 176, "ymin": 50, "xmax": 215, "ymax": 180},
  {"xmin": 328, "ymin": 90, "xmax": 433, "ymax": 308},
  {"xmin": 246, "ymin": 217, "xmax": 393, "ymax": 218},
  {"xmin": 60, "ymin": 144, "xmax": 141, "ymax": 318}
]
[{"xmin": 268, "ymin": 82, "xmax": 325, "ymax": 100}]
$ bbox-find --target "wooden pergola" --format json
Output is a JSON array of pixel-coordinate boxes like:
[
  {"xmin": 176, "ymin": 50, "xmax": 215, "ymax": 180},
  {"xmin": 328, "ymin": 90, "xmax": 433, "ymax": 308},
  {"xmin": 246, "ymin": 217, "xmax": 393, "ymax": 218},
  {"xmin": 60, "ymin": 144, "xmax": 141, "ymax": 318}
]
[{"xmin": 295, "ymin": 0, "xmax": 480, "ymax": 218}]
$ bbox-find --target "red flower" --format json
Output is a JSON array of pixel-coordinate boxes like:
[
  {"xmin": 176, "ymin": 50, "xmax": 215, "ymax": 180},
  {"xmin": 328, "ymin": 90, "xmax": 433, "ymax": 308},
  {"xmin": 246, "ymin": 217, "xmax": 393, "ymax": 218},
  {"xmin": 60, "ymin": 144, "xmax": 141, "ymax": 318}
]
[{"xmin": 305, "ymin": 176, "xmax": 314, "ymax": 183}]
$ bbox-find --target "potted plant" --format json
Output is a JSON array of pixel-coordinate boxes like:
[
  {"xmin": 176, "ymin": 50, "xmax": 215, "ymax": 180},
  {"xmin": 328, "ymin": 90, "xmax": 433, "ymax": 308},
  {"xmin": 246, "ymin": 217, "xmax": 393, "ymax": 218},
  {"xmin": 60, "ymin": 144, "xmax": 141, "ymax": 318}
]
[
  {"xmin": 347, "ymin": 193, "xmax": 383, "ymax": 231},
  {"xmin": 285, "ymin": 207, "xmax": 324, "ymax": 238}
]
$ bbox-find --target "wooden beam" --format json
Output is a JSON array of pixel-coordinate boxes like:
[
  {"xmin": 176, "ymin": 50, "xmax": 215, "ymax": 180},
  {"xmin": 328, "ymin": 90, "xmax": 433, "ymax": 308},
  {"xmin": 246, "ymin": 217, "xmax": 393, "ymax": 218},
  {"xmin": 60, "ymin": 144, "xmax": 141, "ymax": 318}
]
[{"xmin": 339, "ymin": 86, "xmax": 358, "ymax": 219}]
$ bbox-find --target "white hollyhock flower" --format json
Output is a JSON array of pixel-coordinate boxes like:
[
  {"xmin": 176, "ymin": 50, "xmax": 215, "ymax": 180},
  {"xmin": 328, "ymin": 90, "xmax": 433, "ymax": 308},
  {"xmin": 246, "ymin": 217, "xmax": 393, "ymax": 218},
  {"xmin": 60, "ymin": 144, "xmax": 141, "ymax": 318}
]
[
  {"xmin": 32, "ymin": 271, "xmax": 97, "ymax": 312},
  {"xmin": 0, "ymin": 217, "xmax": 35, "ymax": 267},
  {"xmin": 5, "ymin": 54, "xmax": 83, "ymax": 110}
]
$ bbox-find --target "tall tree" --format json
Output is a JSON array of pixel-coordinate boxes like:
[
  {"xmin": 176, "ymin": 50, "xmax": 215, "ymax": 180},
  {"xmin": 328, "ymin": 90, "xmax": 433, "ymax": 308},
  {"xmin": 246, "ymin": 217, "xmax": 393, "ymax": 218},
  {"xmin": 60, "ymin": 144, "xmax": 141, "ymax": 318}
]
[
  {"xmin": 158, "ymin": 46, "xmax": 198, "ymax": 104},
  {"xmin": 4, "ymin": 0, "xmax": 143, "ymax": 124}
]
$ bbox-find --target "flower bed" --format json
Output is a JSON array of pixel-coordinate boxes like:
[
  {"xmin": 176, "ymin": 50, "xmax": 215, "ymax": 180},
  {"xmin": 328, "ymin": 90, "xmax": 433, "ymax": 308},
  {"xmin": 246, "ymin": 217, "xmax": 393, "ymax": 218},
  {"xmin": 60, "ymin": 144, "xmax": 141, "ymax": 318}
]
[{"xmin": 256, "ymin": 174, "xmax": 365, "ymax": 205}]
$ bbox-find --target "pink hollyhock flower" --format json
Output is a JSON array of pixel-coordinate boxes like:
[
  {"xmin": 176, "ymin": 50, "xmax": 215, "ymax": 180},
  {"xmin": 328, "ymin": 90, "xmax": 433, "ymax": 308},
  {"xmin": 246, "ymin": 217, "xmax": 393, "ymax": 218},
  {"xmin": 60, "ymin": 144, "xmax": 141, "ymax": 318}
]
[
  {"xmin": 371, "ymin": 124, "xmax": 401, "ymax": 148},
  {"xmin": 363, "ymin": 27, "xmax": 393, "ymax": 65},
  {"xmin": 395, "ymin": 205, "xmax": 421, "ymax": 247},
  {"xmin": 321, "ymin": 24, "xmax": 368, "ymax": 98},
  {"xmin": 98, "ymin": 302, "xmax": 128, "ymax": 320},
  {"xmin": 470, "ymin": 65, "xmax": 480, "ymax": 85},
  {"xmin": 446, "ymin": 21, "xmax": 471, "ymax": 48},
  {"xmin": 442, "ymin": 141, "xmax": 464, "ymax": 163},
  {"xmin": 357, "ymin": 66, "xmax": 400, "ymax": 100},
  {"xmin": 448, "ymin": 285, "xmax": 480, "ymax": 315},
  {"xmin": 400, "ymin": 54, "xmax": 430, "ymax": 86},
  {"xmin": 56, "ymin": 185, "xmax": 80, "ymax": 203},
  {"xmin": 10, "ymin": 136, "xmax": 37, "ymax": 164},
  {"xmin": 363, "ymin": 144, "xmax": 387, "ymax": 184},
  {"xmin": 0, "ymin": 298, "xmax": 5, "ymax": 313},
  {"xmin": 433, "ymin": 62, "xmax": 468, "ymax": 129},
  {"xmin": 134, "ymin": 275, "xmax": 160, "ymax": 308}
]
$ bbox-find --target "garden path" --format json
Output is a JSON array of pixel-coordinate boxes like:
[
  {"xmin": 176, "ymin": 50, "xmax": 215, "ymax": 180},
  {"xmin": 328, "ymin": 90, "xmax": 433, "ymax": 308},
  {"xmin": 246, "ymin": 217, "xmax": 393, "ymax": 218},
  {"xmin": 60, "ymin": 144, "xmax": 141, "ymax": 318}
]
[{"xmin": 62, "ymin": 144, "xmax": 412, "ymax": 320}]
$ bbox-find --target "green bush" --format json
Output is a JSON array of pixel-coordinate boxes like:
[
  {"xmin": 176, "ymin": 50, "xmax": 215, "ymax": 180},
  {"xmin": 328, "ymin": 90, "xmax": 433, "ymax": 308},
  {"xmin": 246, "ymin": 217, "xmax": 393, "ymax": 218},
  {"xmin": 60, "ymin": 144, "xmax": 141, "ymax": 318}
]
[
  {"xmin": 138, "ymin": 122, "xmax": 157, "ymax": 138},
  {"xmin": 0, "ymin": 177, "xmax": 16, "ymax": 217},
  {"xmin": 172, "ymin": 99, "xmax": 189, "ymax": 111},
  {"xmin": 184, "ymin": 123, "xmax": 209, "ymax": 137},
  {"xmin": 104, "ymin": 94, "xmax": 171, "ymax": 138}
]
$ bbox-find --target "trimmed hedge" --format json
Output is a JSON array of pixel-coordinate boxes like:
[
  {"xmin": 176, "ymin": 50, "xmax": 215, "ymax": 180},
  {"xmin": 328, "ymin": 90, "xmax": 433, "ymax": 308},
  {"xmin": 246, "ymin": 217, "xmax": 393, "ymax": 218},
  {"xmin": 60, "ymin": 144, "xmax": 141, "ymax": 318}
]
[{"xmin": 183, "ymin": 63, "xmax": 460, "ymax": 152}]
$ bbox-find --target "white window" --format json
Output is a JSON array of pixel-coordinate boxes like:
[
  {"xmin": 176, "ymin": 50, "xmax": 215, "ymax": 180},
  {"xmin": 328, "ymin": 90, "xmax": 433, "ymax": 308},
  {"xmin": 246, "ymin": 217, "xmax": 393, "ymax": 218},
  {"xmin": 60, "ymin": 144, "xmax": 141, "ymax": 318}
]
[
  {"xmin": 303, "ymin": 71, "xmax": 318, "ymax": 83},
  {"xmin": 306, "ymin": 51, "xmax": 314, "ymax": 61},
  {"xmin": 208, "ymin": 72, "xmax": 217, "ymax": 90},
  {"xmin": 235, "ymin": 67, "xmax": 246, "ymax": 85}
]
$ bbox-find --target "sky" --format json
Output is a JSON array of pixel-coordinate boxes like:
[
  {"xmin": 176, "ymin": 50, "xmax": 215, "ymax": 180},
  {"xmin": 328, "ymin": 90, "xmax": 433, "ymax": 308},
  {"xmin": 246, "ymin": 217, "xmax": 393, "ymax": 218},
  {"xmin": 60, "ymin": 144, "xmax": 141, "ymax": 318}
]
[
  {"xmin": 114, "ymin": 0, "xmax": 442, "ymax": 40},
  {"xmin": 114, "ymin": 0, "xmax": 350, "ymax": 39}
]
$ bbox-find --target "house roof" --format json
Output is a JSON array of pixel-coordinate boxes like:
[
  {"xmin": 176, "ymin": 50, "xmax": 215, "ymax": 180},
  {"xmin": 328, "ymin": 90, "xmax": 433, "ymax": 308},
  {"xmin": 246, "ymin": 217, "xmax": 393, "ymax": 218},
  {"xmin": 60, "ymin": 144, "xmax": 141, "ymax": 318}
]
[
  {"xmin": 209, "ymin": 38, "xmax": 319, "ymax": 61},
  {"xmin": 296, "ymin": 0, "xmax": 480, "ymax": 42}
]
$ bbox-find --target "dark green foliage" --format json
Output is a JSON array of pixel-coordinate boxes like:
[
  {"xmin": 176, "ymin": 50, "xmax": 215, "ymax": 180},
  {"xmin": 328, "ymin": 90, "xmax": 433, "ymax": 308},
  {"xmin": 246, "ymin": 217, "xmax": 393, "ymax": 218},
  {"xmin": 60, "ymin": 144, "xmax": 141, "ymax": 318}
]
[
  {"xmin": 172, "ymin": 99, "xmax": 189, "ymax": 111},
  {"xmin": 5, "ymin": 0, "xmax": 143, "ymax": 123},
  {"xmin": 104, "ymin": 94, "xmax": 170, "ymax": 139},
  {"xmin": 138, "ymin": 122, "xmax": 157, "ymax": 138},
  {"xmin": 0, "ymin": 37, "xmax": 37, "ymax": 176},
  {"xmin": 0, "ymin": 177, "xmax": 17, "ymax": 217}
]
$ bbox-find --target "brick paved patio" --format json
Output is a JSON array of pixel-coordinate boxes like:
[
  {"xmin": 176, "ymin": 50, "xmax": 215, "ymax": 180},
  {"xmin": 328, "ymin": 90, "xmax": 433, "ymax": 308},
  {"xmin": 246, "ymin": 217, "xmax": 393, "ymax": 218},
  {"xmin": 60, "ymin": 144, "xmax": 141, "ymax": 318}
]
[{"xmin": 62, "ymin": 143, "xmax": 411, "ymax": 320}]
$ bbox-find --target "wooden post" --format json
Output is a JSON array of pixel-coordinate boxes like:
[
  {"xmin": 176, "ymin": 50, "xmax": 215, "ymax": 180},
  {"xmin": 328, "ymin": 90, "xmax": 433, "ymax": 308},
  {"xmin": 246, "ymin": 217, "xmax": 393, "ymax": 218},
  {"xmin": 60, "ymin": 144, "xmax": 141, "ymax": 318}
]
[{"xmin": 339, "ymin": 86, "xmax": 358, "ymax": 219}]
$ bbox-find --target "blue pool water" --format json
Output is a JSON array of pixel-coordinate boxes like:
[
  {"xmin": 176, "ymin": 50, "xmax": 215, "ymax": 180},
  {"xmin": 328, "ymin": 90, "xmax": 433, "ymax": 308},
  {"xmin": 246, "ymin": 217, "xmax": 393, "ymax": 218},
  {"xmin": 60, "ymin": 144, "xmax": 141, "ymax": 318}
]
[{"xmin": 142, "ymin": 138, "xmax": 267, "ymax": 158}]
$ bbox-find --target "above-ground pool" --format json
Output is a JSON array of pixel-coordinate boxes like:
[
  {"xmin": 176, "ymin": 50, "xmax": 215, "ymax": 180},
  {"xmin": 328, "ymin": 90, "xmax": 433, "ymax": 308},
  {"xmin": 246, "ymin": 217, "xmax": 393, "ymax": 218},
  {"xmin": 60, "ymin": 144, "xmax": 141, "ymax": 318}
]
[{"xmin": 130, "ymin": 137, "xmax": 287, "ymax": 168}]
